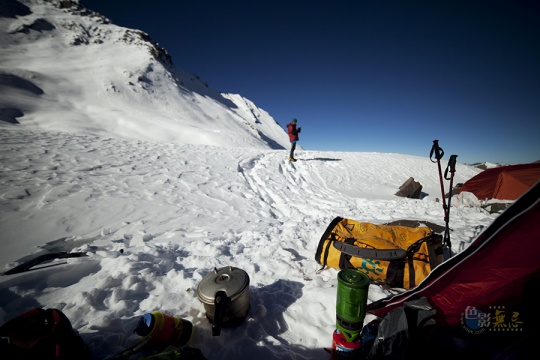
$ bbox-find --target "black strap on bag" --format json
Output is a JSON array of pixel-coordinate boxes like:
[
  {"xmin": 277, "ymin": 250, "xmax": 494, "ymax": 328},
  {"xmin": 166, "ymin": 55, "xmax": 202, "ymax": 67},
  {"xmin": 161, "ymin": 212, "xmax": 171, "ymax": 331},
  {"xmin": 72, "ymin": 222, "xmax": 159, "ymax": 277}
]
[
  {"xmin": 407, "ymin": 256, "xmax": 416, "ymax": 288},
  {"xmin": 385, "ymin": 260, "xmax": 406, "ymax": 288},
  {"xmin": 333, "ymin": 235, "xmax": 433, "ymax": 261},
  {"xmin": 315, "ymin": 217, "xmax": 344, "ymax": 271},
  {"xmin": 338, "ymin": 238, "xmax": 358, "ymax": 270},
  {"xmin": 333, "ymin": 241, "xmax": 407, "ymax": 260},
  {"xmin": 317, "ymin": 233, "xmax": 338, "ymax": 272},
  {"xmin": 333, "ymin": 235, "xmax": 438, "ymax": 288},
  {"xmin": 426, "ymin": 234, "xmax": 444, "ymax": 270}
]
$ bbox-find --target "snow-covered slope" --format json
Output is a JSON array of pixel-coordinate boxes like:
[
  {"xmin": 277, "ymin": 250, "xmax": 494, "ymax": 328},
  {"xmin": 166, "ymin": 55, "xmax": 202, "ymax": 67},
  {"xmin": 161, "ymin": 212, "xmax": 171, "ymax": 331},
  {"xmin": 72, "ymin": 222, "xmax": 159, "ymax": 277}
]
[
  {"xmin": 0, "ymin": 2, "xmax": 499, "ymax": 359},
  {"xmin": 0, "ymin": 0, "xmax": 290, "ymax": 149},
  {"xmin": 0, "ymin": 126, "xmax": 491, "ymax": 359}
]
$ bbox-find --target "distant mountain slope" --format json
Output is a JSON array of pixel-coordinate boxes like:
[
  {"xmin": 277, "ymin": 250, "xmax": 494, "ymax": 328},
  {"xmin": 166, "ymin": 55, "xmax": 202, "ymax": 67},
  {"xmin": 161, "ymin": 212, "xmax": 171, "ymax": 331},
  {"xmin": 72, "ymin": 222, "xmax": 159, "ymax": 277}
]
[{"xmin": 0, "ymin": 0, "xmax": 290, "ymax": 149}]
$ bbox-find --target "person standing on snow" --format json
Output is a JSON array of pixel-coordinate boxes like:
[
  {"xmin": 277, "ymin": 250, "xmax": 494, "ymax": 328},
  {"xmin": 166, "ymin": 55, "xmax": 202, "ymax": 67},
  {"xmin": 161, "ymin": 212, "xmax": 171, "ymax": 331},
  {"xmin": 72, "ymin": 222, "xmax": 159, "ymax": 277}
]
[{"xmin": 287, "ymin": 118, "xmax": 301, "ymax": 161}]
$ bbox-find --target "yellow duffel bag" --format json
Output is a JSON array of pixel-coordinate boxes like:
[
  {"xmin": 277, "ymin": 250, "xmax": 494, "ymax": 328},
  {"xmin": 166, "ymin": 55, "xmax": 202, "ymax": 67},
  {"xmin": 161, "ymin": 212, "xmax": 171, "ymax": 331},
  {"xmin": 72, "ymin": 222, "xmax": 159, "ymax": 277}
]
[{"xmin": 315, "ymin": 217, "xmax": 444, "ymax": 289}]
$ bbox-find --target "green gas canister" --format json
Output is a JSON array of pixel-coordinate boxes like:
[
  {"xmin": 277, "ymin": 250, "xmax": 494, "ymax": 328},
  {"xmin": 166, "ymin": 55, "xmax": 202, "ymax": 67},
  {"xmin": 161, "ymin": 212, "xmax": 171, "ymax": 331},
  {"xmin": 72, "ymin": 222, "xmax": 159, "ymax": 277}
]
[{"xmin": 336, "ymin": 269, "xmax": 369, "ymax": 342}]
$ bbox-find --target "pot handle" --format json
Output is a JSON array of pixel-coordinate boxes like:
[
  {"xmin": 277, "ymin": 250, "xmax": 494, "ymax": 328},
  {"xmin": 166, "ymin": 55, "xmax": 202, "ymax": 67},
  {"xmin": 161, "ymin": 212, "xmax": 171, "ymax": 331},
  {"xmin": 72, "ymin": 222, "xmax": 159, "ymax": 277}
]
[{"xmin": 212, "ymin": 290, "xmax": 230, "ymax": 336}]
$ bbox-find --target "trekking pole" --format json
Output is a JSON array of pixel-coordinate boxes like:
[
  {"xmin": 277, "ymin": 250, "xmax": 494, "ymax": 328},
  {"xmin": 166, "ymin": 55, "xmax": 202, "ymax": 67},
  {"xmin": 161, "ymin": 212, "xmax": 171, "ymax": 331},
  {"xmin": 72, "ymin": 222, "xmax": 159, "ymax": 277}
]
[
  {"xmin": 443, "ymin": 154, "xmax": 458, "ymax": 252},
  {"xmin": 429, "ymin": 140, "xmax": 448, "ymax": 219},
  {"xmin": 430, "ymin": 140, "xmax": 454, "ymax": 259}
]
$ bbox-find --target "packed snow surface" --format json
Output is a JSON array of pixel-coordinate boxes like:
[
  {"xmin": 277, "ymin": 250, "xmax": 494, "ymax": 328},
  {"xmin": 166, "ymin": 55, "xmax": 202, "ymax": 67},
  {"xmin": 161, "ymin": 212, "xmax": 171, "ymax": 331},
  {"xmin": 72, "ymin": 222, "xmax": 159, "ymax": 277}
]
[
  {"xmin": 0, "ymin": 1, "xmax": 499, "ymax": 359},
  {"xmin": 0, "ymin": 126, "xmax": 497, "ymax": 359}
]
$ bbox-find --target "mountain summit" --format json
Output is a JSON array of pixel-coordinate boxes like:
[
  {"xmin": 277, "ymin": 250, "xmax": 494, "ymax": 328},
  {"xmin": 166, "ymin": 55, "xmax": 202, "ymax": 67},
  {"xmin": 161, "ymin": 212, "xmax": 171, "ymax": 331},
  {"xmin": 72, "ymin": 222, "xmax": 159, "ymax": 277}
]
[{"xmin": 0, "ymin": 0, "xmax": 290, "ymax": 149}]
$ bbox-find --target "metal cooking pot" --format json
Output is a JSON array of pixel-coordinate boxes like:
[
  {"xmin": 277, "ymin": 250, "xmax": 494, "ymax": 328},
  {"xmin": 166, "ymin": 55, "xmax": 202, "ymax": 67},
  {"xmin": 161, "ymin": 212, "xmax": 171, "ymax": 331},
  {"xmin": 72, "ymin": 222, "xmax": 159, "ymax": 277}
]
[{"xmin": 196, "ymin": 266, "xmax": 250, "ymax": 336}]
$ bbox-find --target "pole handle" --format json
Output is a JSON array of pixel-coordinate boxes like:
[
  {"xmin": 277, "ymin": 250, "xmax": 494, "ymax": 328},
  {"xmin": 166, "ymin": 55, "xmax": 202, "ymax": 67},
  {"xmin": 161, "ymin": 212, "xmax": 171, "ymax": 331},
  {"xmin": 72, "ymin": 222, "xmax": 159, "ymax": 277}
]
[
  {"xmin": 444, "ymin": 154, "xmax": 458, "ymax": 180},
  {"xmin": 430, "ymin": 140, "xmax": 444, "ymax": 162}
]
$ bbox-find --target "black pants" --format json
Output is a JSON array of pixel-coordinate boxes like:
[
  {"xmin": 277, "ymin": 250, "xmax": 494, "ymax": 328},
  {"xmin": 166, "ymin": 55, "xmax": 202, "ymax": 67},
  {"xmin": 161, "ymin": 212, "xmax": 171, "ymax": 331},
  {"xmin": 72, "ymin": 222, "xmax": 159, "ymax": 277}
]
[{"xmin": 290, "ymin": 142, "xmax": 296, "ymax": 158}]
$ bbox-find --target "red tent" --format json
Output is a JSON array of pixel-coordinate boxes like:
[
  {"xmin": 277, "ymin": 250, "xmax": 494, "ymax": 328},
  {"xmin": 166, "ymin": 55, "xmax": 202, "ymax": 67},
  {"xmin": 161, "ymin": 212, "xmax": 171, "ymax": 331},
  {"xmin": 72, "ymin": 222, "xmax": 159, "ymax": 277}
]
[
  {"xmin": 459, "ymin": 163, "xmax": 540, "ymax": 200},
  {"xmin": 365, "ymin": 180, "xmax": 540, "ymax": 358}
]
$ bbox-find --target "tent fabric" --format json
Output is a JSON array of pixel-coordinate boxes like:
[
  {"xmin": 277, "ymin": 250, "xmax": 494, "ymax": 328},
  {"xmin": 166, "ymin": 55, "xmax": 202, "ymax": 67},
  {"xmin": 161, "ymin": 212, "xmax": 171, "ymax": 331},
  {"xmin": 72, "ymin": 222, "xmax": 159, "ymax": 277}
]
[
  {"xmin": 459, "ymin": 163, "xmax": 540, "ymax": 200},
  {"xmin": 367, "ymin": 180, "xmax": 540, "ymax": 328}
]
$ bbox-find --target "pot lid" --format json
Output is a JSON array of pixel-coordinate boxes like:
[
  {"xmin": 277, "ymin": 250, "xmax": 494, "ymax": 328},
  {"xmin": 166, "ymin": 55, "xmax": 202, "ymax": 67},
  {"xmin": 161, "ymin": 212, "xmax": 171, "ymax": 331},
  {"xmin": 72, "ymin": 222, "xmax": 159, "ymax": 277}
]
[{"xmin": 197, "ymin": 266, "xmax": 250, "ymax": 304}]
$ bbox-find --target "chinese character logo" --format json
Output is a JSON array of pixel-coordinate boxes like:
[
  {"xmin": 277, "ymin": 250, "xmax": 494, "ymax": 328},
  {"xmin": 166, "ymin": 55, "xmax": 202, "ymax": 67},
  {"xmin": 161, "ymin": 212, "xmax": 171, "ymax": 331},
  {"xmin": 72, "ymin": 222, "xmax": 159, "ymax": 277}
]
[
  {"xmin": 491, "ymin": 306, "xmax": 524, "ymax": 332},
  {"xmin": 461, "ymin": 306, "xmax": 489, "ymax": 334},
  {"xmin": 461, "ymin": 305, "xmax": 524, "ymax": 335}
]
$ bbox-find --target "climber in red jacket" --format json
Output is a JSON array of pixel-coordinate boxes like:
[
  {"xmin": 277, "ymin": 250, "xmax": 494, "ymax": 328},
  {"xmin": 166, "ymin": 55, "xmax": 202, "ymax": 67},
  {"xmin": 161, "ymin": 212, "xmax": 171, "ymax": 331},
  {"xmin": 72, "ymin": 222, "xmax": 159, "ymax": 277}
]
[{"xmin": 286, "ymin": 118, "xmax": 301, "ymax": 161}]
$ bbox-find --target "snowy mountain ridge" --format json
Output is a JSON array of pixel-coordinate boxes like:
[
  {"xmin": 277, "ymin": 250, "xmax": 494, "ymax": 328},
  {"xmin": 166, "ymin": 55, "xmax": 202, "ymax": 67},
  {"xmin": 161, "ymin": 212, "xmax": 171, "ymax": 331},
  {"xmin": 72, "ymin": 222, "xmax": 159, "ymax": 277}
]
[{"xmin": 0, "ymin": 0, "xmax": 291, "ymax": 150}]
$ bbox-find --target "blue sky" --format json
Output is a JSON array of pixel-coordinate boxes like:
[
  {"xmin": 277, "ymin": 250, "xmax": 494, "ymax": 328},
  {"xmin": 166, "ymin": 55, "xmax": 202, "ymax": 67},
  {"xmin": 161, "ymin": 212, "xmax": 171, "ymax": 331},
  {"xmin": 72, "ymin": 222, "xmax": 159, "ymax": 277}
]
[{"xmin": 82, "ymin": 0, "xmax": 540, "ymax": 165}]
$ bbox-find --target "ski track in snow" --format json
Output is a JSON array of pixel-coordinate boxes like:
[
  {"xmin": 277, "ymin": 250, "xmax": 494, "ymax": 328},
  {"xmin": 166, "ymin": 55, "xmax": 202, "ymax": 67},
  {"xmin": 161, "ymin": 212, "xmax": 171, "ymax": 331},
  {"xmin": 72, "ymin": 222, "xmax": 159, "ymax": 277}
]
[{"xmin": 0, "ymin": 127, "xmax": 497, "ymax": 359}]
